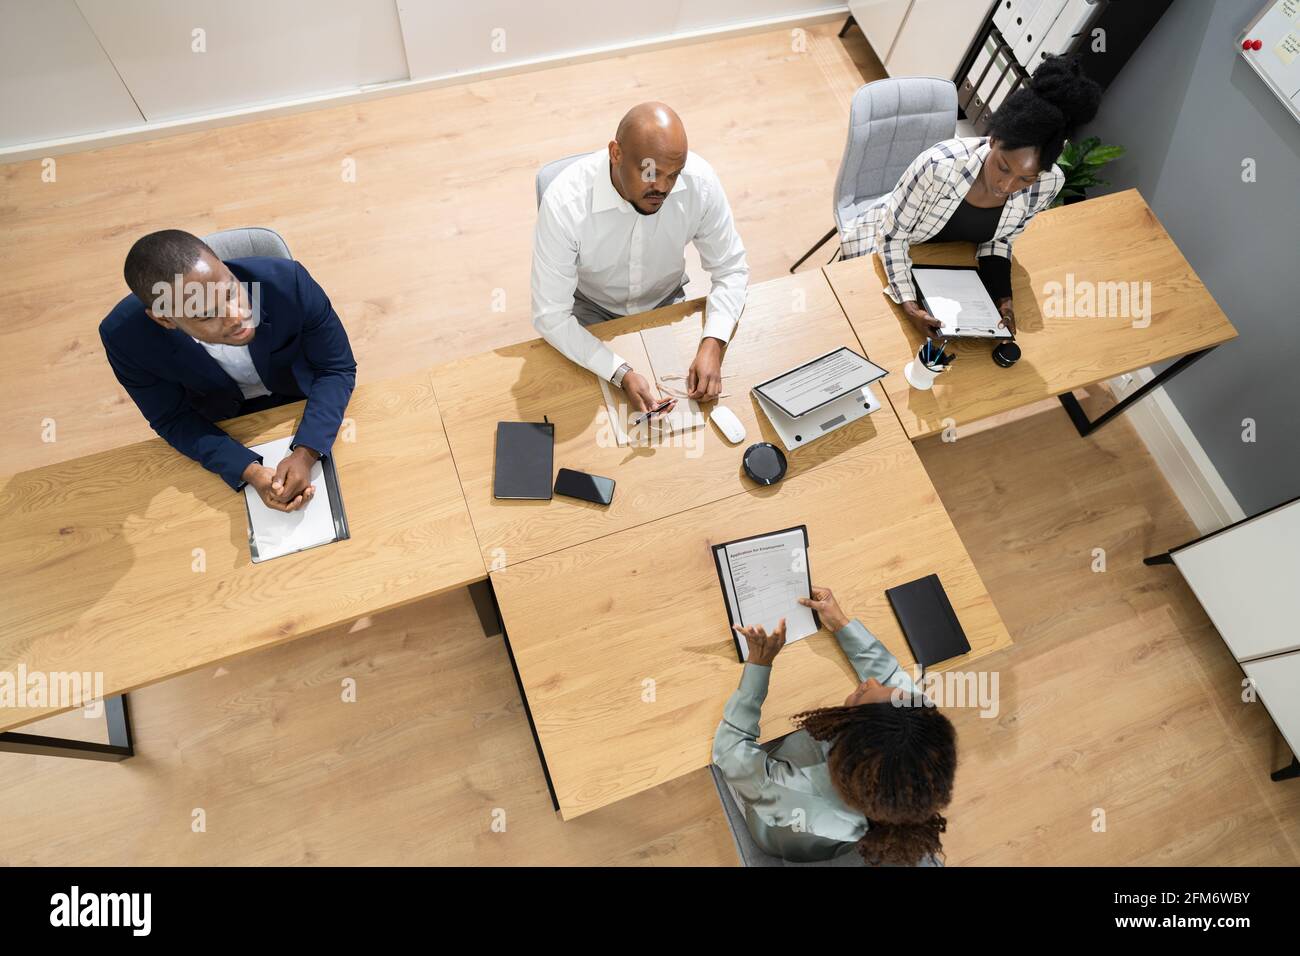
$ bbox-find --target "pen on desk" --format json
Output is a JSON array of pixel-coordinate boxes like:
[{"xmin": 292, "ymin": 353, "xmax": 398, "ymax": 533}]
[{"xmin": 629, "ymin": 398, "xmax": 673, "ymax": 428}]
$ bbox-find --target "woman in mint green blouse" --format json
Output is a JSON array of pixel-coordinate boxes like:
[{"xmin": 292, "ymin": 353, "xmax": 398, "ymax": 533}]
[{"xmin": 712, "ymin": 586, "xmax": 957, "ymax": 865}]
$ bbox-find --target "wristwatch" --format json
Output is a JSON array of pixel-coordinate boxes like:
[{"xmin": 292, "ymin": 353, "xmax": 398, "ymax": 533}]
[{"xmin": 610, "ymin": 362, "xmax": 632, "ymax": 388}]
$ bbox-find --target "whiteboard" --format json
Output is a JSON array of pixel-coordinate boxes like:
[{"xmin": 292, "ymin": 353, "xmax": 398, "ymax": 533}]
[
  {"xmin": 1239, "ymin": 0, "xmax": 1300, "ymax": 124},
  {"xmin": 1172, "ymin": 498, "xmax": 1300, "ymax": 662}
]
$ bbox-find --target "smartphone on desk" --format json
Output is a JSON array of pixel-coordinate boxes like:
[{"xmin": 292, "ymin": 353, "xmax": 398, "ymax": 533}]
[{"xmin": 554, "ymin": 468, "xmax": 616, "ymax": 506}]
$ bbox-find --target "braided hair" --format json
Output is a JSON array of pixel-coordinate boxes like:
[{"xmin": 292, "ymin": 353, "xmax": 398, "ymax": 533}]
[
  {"xmin": 794, "ymin": 697, "xmax": 957, "ymax": 866},
  {"xmin": 988, "ymin": 53, "xmax": 1102, "ymax": 171}
]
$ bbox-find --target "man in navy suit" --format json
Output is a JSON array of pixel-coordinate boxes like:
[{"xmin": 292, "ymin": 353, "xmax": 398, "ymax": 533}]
[{"xmin": 100, "ymin": 230, "xmax": 356, "ymax": 512}]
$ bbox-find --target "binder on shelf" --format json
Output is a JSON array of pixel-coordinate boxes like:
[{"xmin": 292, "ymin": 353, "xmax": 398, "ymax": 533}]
[
  {"xmin": 993, "ymin": 0, "xmax": 1046, "ymax": 49},
  {"xmin": 972, "ymin": 51, "xmax": 1019, "ymax": 130},
  {"xmin": 1030, "ymin": 0, "xmax": 1099, "ymax": 71},
  {"xmin": 960, "ymin": 36, "xmax": 1000, "ymax": 112},
  {"xmin": 1012, "ymin": 0, "xmax": 1069, "ymax": 65}
]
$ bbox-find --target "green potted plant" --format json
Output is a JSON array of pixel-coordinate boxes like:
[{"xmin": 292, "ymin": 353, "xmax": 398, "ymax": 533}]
[{"xmin": 1052, "ymin": 136, "xmax": 1125, "ymax": 206}]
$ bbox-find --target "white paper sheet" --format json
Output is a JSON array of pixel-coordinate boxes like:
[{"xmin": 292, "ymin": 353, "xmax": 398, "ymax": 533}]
[
  {"xmin": 243, "ymin": 436, "xmax": 337, "ymax": 562},
  {"xmin": 913, "ymin": 267, "xmax": 1006, "ymax": 338},
  {"xmin": 719, "ymin": 528, "xmax": 818, "ymax": 660}
]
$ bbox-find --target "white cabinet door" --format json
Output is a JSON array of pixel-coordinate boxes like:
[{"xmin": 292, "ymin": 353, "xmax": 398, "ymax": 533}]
[
  {"xmin": 886, "ymin": 0, "xmax": 993, "ymax": 79},
  {"xmin": 848, "ymin": 0, "xmax": 914, "ymax": 64},
  {"xmin": 0, "ymin": 0, "xmax": 143, "ymax": 147},
  {"xmin": 76, "ymin": 0, "xmax": 409, "ymax": 122}
]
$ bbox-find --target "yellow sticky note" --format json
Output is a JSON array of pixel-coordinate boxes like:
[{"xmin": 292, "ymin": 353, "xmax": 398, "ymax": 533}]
[{"xmin": 1275, "ymin": 31, "xmax": 1300, "ymax": 65}]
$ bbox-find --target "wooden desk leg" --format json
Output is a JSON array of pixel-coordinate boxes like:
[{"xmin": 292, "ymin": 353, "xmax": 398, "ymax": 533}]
[
  {"xmin": 1058, "ymin": 347, "xmax": 1215, "ymax": 438},
  {"xmin": 1272, "ymin": 756, "xmax": 1300, "ymax": 783},
  {"xmin": 0, "ymin": 693, "xmax": 135, "ymax": 762},
  {"xmin": 468, "ymin": 578, "xmax": 503, "ymax": 638}
]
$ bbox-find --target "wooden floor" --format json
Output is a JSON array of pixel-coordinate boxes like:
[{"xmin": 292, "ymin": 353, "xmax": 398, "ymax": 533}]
[{"xmin": 2, "ymin": 22, "xmax": 1295, "ymax": 865}]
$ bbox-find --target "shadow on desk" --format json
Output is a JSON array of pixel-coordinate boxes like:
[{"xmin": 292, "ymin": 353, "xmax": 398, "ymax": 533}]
[{"xmin": 0, "ymin": 407, "xmax": 301, "ymax": 651}]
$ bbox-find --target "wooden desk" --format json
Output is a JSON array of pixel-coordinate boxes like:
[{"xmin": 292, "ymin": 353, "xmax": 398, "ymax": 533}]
[
  {"xmin": 492, "ymin": 405, "xmax": 1012, "ymax": 819},
  {"xmin": 431, "ymin": 269, "xmax": 887, "ymax": 568},
  {"xmin": 0, "ymin": 370, "xmax": 484, "ymax": 740},
  {"xmin": 825, "ymin": 190, "xmax": 1238, "ymax": 441}
]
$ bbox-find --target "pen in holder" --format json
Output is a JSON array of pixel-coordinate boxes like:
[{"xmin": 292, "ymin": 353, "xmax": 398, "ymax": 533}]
[{"xmin": 904, "ymin": 339, "xmax": 952, "ymax": 390}]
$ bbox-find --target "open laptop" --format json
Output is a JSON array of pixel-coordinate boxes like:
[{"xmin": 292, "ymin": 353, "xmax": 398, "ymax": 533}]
[{"xmin": 751, "ymin": 347, "xmax": 888, "ymax": 452}]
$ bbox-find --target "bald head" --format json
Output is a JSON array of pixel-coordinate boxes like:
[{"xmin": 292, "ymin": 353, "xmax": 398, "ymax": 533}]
[{"xmin": 608, "ymin": 102, "xmax": 688, "ymax": 215}]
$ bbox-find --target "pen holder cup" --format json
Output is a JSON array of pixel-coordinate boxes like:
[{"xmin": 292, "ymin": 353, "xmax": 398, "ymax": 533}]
[{"xmin": 904, "ymin": 348, "xmax": 947, "ymax": 391}]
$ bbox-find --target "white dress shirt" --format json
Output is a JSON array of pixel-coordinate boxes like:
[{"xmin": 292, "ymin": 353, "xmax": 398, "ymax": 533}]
[
  {"xmin": 191, "ymin": 337, "xmax": 270, "ymax": 400},
  {"xmin": 531, "ymin": 149, "xmax": 749, "ymax": 381}
]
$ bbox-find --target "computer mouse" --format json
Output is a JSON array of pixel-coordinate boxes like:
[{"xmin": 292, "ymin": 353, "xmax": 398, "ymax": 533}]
[
  {"xmin": 992, "ymin": 341, "xmax": 1021, "ymax": 368},
  {"xmin": 710, "ymin": 405, "xmax": 746, "ymax": 444}
]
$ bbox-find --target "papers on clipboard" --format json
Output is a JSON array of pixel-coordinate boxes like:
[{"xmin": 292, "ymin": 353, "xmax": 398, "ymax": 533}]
[
  {"xmin": 243, "ymin": 436, "xmax": 349, "ymax": 563},
  {"xmin": 912, "ymin": 266, "xmax": 1010, "ymax": 339},
  {"xmin": 712, "ymin": 525, "xmax": 820, "ymax": 662}
]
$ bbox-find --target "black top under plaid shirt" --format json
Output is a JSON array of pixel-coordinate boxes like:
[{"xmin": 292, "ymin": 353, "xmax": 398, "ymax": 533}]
[{"xmin": 839, "ymin": 136, "xmax": 1065, "ymax": 304}]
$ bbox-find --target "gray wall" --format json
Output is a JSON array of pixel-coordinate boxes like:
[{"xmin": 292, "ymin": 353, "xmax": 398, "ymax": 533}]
[{"xmin": 1083, "ymin": 0, "xmax": 1300, "ymax": 517}]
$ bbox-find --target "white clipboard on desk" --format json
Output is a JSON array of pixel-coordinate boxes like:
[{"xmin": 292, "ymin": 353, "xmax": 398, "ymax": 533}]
[{"xmin": 912, "ymin": 265, "xmax": 1012, "ymax": 340}]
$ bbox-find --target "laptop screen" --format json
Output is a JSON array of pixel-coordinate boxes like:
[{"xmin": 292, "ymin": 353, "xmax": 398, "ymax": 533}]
[{"xmin": 751, "ymin": 347, "xmax": 887, "ymax": 419}]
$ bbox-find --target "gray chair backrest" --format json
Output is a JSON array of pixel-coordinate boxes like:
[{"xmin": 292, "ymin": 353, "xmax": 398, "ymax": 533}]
[
  {"xmin": 202, "ymin": 227, "xmax": 292, "ymax": 261},
  {"xmin": 535, "ymin": 152, "xmax": 591, "ymax": 207},
  {"xmin": 709, "ymin": 763, "xmax": 943, "ymax": 867},
  {"xmin": 832, "ymin": 77, "xmax": 958, "ymax": 233},
  {"xmin": 709, "ymin": 764, "xmax": 866, "ymax": 867}
]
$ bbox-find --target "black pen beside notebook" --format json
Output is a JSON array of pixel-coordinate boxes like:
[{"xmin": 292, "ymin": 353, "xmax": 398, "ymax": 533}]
[{"xmin": 885, "ymin": 573, "xmax": 971, "ymax": 671}]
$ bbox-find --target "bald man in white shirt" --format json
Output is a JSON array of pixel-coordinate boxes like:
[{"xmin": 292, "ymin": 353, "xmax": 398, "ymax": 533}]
[{"xmin": 531, "ymin": 102, "xmax": 749, "ymax": 412}]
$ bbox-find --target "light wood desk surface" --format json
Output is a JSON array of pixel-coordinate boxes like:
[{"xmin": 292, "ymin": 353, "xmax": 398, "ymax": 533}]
[
  {"xmin": 824, "ymin": 189, "xmax": 1238, "ymax": 441},
  {"xmin": 491, "ymin": 403, "xmax": 1013, "ymax": 820},
  {"xmin": 431, "ymin": 269, "xmax": 887, "ymax": 569},
  {"xmin": 0, "ymin": 370, "xmax": 484, "ymax": 732}
]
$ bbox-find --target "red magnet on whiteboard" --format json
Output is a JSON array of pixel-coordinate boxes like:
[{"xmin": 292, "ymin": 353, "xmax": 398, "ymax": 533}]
[
  {"xmin": 1252, "ymin": 39, "xmax": 1263, "ymax": 51},
  {"xmin": 1243, "ymin": 39, "xmax": 1252, "ymax": 50}
]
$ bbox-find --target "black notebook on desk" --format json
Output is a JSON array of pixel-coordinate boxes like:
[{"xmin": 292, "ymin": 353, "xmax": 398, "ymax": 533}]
[
  {"xmin": 885, "ymin": 573, "xmax": 970, "ymax": 670},
  {"xmin": 493, "ymin": 421, "xmax": 554, "ymax": 500}
]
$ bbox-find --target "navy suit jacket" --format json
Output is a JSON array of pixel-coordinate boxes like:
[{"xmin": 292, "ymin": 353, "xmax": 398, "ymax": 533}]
[{"xmin": 100, "ymin": 257, "xmax": 357, "ymax": 490}]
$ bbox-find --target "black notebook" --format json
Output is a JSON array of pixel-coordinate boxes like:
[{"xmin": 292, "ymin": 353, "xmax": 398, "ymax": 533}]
[
  {"xmin": 885, "ymin": 574, "xmax": 971, "ymax": 670},
  {"xmin": 493, "ymin": 421, "xmax": 554, "ymax": 500}
]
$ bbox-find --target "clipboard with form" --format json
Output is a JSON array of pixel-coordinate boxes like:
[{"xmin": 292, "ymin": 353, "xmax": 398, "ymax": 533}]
[
  {"xmin": 912, "ymin": 265, "xmax": 1011, "ymax": 340},
  {"xmin": 712, "ymin": 525, "xmax": 821, "ymax": 662}
]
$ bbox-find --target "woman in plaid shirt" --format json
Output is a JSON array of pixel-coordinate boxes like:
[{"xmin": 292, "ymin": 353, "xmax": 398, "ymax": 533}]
[{"xmin": 841, "ymin": 55, "xmax": 1101, "ymax": 342}]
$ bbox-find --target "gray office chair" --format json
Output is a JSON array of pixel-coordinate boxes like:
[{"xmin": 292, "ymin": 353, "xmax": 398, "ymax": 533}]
[
  {"xmin": 709, "ymin": 763, "xmax": 943, "ymax": 867},
  {"xmin": 790, "ymin": 76, "xmax": 958, "ymax": 272},
  {"xmin": 201, "ymin": 226, "xmax": 293, "ymax": 260},
  {"xmin": 535, "ymin": 152, "xmax": 590, "ymax": 208}
]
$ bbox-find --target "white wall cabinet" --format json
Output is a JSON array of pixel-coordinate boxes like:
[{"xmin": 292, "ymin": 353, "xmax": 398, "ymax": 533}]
[
  {"xmin": 0, "ymin": 0, "xmax": 844, "ymax": 152},
  {"xmin": 0, "ymin": 0, "xmax": 144, "ymax": 147},
  {"xmin": 883, "ymin": 0, "xmax": 992, "ymax": 79}
]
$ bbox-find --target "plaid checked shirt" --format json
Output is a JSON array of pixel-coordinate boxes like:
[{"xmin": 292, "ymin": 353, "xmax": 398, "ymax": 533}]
[{"xmin": 839, "ymin": 137, "xmax": 1064, "ymax": 303}]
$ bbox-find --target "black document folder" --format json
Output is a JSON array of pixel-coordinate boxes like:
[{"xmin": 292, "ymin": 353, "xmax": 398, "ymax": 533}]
[
  {"xmin": 493, "ymin": 421, "xmax": 554, "ymax": 500},
  {"xmin": 885, "ymin": 573, "xmax": 970, "ymax": 670}
]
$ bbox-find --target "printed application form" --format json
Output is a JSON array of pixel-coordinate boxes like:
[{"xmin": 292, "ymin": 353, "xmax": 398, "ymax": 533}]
[
  {"xmin": 912, "ymin": 266, "xmax": 1008, "ymax": 338},
  {"xmin": 714, "ymin": 526, "xmax": 818, "ymax": 661}
]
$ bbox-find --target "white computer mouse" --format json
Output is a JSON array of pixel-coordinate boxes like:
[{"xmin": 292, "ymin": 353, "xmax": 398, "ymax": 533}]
[{"xmin": 710, "ymin": 405, "xmax": 746, "ymax": 444}]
